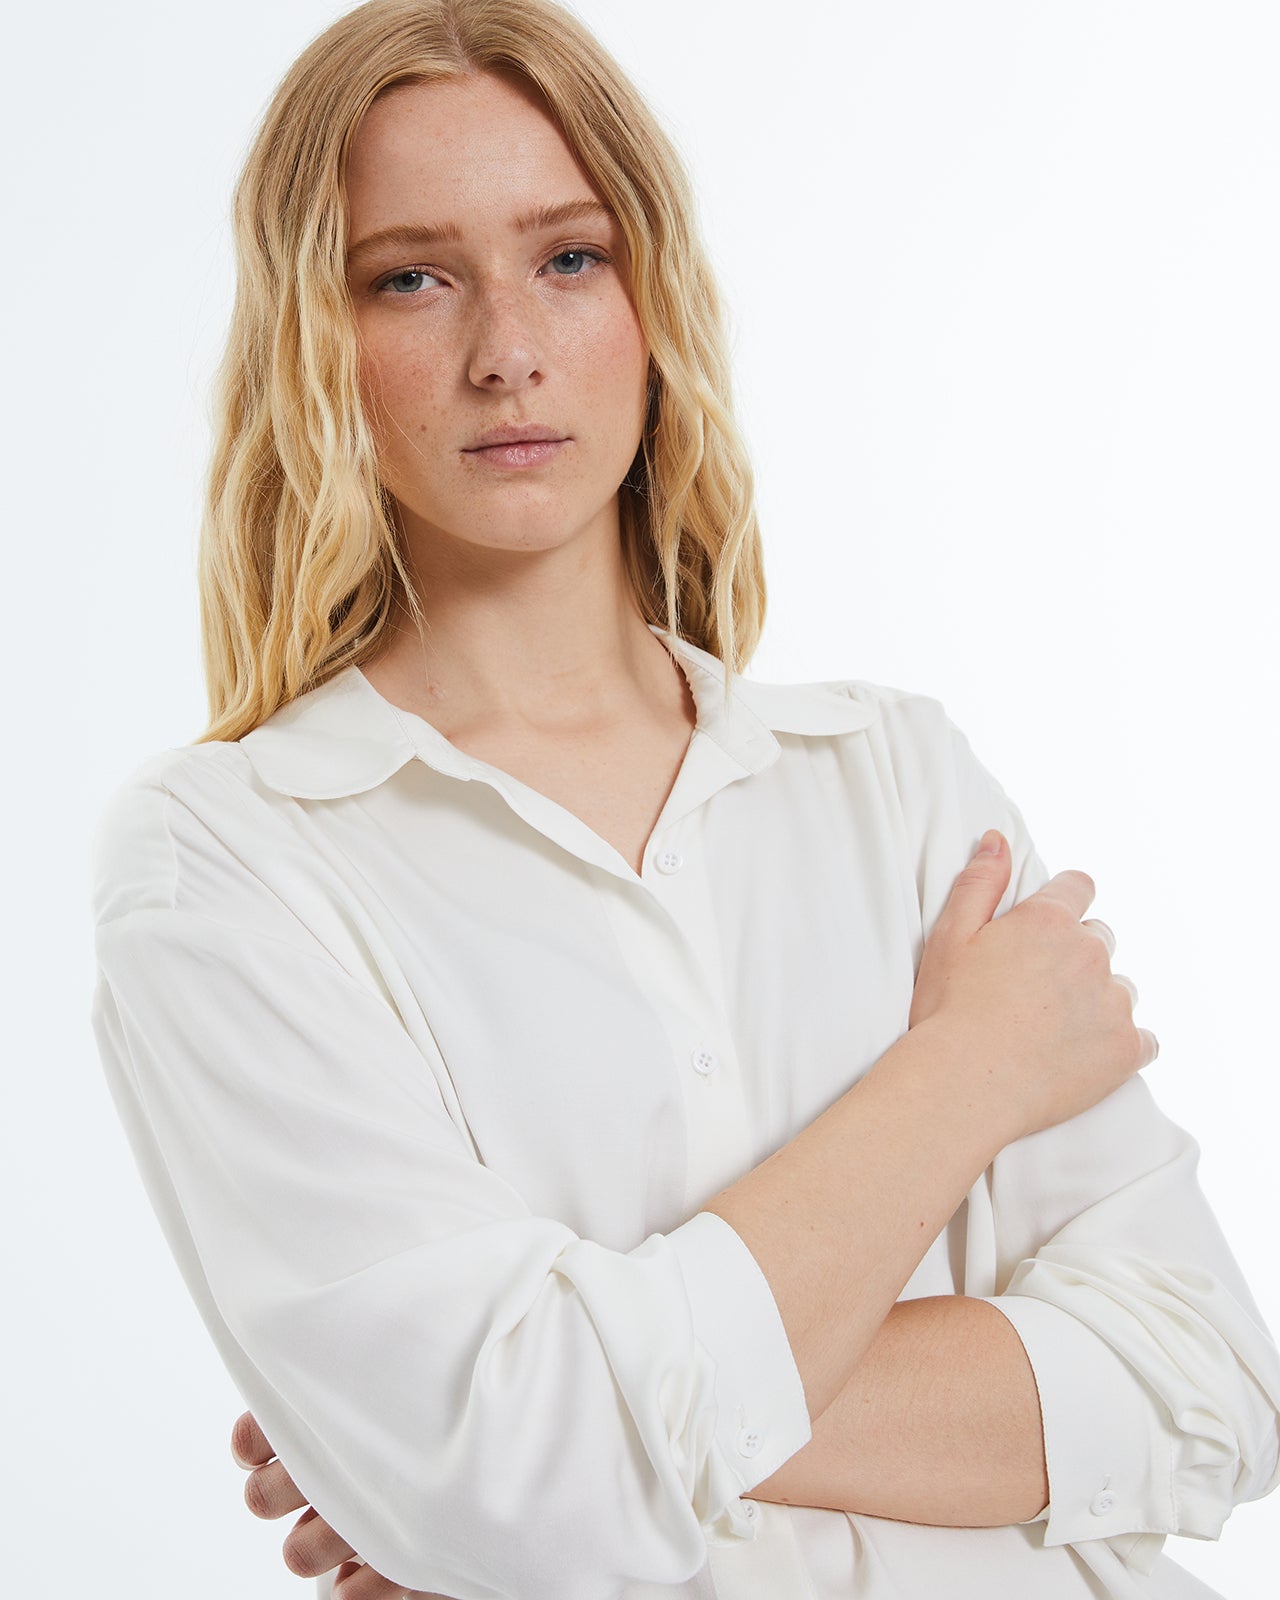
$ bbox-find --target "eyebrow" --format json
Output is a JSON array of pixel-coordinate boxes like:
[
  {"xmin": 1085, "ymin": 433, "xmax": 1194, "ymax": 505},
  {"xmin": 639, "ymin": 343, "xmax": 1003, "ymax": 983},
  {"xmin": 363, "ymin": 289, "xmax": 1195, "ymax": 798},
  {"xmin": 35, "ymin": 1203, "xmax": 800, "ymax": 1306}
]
[{"xmin": 347, "ymin": 199, "xmax": 615, "ymax": 268}]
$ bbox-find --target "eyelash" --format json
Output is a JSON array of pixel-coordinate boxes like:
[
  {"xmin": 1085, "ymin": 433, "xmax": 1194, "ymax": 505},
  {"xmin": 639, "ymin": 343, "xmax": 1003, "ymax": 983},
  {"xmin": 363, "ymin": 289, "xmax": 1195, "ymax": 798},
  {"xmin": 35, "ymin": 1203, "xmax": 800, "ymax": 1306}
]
[{"xmin": 373, "ymin": 246, "xmax": 611, "ymax": 297}]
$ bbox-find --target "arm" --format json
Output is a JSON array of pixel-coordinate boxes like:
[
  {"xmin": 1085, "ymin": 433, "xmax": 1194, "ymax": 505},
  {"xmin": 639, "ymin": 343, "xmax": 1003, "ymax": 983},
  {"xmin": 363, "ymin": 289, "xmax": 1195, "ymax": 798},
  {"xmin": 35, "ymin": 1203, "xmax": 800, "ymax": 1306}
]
[
  {"xmin": 90, "ymin": 761, "xmax": 818, "ymax": 1600},
  {"xmin": 746, "ymin": 1294, "xmax": 1050, "ymax": 1525},
  {"xmin": 978, "ymin": 1075, "xmax": 1280, "ymax": 1557},
  {"xmin": 812, "ymin": 693, "xmax": 1280, "ymax": 1557},
  {"xmin": 89, "ymin": 754, "xmax": 1085, "ymax": 1599},
  {"xmin": 229, "ymin": 1294, "xmax": 1046, "ymax": 1590},
  {"xmin": 948, "ymin": 707, "xmax": 1280, "ymax": 1555}
]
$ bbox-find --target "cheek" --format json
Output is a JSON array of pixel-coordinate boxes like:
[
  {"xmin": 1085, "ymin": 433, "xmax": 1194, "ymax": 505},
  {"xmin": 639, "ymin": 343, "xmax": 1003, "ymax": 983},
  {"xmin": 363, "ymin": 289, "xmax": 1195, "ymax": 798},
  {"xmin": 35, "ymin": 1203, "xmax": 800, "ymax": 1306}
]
[
  {"xmin": 573, "ymin": 301, "xmax": 650, "ymax": 432},
  {"xmin": 356, "ymin": 336, "xmax": 394, "ymax": 443},
  {"xmin": 357, "ymin": 333, "xmax": 448, "ymax": 466},
  {"xmin": 360, "ymin": 331, "xmax": 420, "ymax": 414}
]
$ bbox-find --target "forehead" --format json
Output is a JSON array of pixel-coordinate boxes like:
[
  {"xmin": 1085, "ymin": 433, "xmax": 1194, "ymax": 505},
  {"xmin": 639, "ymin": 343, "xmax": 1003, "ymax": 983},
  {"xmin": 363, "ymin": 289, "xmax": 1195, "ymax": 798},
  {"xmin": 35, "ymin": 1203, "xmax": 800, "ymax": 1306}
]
[{"xmin": 345, "ymin": 72, "xmax": 601, "ymax": 235}]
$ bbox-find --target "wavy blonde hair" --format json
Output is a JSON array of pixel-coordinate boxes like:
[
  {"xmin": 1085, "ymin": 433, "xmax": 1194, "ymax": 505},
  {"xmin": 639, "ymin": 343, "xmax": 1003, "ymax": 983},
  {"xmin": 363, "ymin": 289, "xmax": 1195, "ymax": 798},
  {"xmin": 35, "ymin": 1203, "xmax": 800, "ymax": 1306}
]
[{"xmin": 195, "ymin": 0, "xmax": 767, "ymax": 742}]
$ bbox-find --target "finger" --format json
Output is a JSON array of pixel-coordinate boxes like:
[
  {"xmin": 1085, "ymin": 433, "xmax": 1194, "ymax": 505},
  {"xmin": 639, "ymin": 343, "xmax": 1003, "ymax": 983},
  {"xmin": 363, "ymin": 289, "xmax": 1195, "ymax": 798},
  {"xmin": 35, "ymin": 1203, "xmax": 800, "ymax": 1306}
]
[
  {"xmin": 333, "ymin": 1556, "xmax": 449, "ymax": 1599},
  {"xmin": 1137, "ymin": 1026, "xmax": 1160, "ymax": 1069},
  {"xmin": 1112, "ymin": 972, "xmax": 1138, "ymax": 1008},
  {"xmin": 282, "ymin": 1504, "xmax": 358, "ymax": 1580},
  {"xmin": 244, "ymin": 1457, "xmax": 309, "ymax": 1520},
  {"xmin": 1032, "ymin": 868, "xmax": 1097, "ymax": 920},
  {"xmin": 1082, "ymin": 917, "xmax": 1116, "ymax": 958},
  {"xmin": 933, "ymin": 838, "xmax": 1013, "ymax": 942},
  {"xmin": 231, "ymin": 1410, "xmax": 274, "ymax": 1470}
]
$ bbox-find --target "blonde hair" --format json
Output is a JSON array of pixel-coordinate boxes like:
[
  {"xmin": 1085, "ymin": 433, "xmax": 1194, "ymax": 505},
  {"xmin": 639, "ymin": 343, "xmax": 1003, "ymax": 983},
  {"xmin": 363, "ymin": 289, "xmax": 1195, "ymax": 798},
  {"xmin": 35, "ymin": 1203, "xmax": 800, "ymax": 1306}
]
[{"xmin": 195, "ymin": 0, "xmax": 767, "ymax": 742}]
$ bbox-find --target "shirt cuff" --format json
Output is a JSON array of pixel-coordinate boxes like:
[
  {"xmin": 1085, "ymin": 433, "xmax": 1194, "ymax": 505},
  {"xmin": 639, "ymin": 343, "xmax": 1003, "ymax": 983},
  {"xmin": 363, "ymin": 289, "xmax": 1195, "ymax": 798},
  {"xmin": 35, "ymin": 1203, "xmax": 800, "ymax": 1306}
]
[
  {"xmin": 666, "ymin": 1210, "xmax": 814, "ymax": 1542},
  {"xmin": 980, "ymin": 1292, "xmax": 1177, "ymax": 1548}
]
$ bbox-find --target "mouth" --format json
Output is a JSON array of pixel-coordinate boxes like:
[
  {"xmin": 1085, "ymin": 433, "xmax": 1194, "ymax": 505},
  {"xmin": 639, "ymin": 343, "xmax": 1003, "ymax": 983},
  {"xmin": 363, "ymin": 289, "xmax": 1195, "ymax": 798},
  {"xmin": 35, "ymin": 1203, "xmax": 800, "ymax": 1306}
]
[
  {"xmin": 464, "ymin": 424, "xmax": 567, "ymax": 450},
  {"xmin": 462, "ymin": 436, "xmax": 570, "ymax": 471}
]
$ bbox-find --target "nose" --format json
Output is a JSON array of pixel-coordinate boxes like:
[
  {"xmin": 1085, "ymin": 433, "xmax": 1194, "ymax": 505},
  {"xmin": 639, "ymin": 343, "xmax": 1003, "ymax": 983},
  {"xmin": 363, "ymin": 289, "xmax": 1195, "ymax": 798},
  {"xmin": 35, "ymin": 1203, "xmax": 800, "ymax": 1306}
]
[{"xmin": 466, "ymin": 283, "xmax": 544, "ymax": 390}]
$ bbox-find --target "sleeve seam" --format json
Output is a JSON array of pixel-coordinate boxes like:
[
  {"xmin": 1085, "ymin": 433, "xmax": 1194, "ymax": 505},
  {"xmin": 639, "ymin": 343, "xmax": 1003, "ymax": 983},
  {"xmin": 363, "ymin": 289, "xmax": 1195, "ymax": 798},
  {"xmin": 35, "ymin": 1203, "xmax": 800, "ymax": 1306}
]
[{"xmin": 94, "ymin": 902, "xmax": 397, "ymax": 1011}]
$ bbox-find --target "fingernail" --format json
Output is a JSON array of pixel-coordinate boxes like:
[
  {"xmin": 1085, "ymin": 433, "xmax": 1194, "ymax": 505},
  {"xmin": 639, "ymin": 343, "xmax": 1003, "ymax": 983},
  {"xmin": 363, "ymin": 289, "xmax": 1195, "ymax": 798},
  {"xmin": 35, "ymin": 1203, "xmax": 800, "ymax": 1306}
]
[{"xmin": 977, "ymin": 829, "xmax": 1002, "ymax": 856}]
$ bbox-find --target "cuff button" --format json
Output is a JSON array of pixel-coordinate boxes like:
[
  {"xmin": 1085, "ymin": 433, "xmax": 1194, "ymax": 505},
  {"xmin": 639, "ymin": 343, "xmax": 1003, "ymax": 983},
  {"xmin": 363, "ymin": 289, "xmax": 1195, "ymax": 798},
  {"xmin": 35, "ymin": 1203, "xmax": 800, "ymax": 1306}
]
[
  {"xmin": 736, "ymin": 1426, "xmax": 763, "ymax": 1457},
  {"xmin": 1090, "ymin": 1490, "xmax": 1118, "ymax": 1516}
]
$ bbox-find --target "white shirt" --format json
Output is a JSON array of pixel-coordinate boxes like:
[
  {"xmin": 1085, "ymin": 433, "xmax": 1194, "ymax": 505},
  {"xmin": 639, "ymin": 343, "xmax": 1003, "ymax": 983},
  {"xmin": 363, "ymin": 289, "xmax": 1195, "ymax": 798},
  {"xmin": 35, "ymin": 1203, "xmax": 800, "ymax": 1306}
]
[{"xmin": 89, "ymin": 622, "xmax": 1280, "ymax": 1600}]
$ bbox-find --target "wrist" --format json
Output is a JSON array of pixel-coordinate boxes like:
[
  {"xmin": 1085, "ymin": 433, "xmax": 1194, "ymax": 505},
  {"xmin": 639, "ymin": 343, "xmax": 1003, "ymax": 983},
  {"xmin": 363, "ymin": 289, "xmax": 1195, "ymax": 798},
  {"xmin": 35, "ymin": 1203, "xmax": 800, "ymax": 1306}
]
[{"xmin": 885, "ymin": 1017, "xmax": 1020, "ymax": 1163}]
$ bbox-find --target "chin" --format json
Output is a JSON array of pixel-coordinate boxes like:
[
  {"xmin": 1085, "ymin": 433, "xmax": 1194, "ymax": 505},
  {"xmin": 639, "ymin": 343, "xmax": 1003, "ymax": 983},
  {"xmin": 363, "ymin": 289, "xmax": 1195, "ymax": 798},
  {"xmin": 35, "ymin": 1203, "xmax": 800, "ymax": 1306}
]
[{"xmin": 410, "ymin": 497, "xmax": 619, "ymax": 554}]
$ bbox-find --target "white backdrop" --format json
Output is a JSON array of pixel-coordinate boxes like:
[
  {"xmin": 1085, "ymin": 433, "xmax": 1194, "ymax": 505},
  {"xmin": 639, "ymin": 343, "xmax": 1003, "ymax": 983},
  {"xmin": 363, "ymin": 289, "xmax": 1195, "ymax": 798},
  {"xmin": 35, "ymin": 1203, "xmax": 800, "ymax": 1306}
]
[{"xmin": 4, "ymin": 1, "xmax": 1277, "ymax": 1594}]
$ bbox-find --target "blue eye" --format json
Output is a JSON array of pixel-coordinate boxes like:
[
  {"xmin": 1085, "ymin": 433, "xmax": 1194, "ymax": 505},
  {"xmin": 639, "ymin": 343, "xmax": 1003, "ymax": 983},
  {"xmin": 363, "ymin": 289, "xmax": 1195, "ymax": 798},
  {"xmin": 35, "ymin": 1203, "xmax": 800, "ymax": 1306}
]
[
  {"xmin": 383, "ymin": 269, "xmax": 438, "ymax": 294},
  {"xmin": 547, "ymin": 249, "xmax": 605, "ymax": 277}
]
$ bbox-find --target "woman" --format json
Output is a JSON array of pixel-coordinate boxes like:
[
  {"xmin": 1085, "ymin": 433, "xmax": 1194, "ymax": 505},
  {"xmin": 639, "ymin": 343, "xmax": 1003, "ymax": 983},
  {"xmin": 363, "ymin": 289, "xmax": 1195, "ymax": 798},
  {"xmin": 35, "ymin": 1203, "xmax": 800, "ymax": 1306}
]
[{"xmin": 88, "ymin": 2, "xmax": 1280, "ymax": 1598}]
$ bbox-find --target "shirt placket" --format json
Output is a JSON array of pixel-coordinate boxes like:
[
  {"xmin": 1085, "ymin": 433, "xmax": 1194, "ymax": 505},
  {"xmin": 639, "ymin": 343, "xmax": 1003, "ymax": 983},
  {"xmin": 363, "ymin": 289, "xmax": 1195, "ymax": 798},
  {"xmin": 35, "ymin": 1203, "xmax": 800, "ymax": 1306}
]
[
  {"xmin": 601, "ymin": 812, "xmax": 751, "ymax": 1215},
  {"xmin": 596, "ymin": 744, "xmax": 819, "ymax": 1600}
]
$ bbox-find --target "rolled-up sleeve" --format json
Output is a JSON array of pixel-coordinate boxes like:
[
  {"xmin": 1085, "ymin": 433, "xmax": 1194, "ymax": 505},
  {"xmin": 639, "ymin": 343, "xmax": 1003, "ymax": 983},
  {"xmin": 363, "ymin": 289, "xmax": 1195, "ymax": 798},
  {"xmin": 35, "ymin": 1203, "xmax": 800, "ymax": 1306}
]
[
  {"xmin": 914, "ymin": 704, "xmax": 1280, "ymax": 1558},
  {"xmin": 89, "ymin": 767, "xmax": 813, "ymax": 1600},
  {"xmin": 980, "ymin": 1087, "xmax": 1280, "ymax": 1556}
]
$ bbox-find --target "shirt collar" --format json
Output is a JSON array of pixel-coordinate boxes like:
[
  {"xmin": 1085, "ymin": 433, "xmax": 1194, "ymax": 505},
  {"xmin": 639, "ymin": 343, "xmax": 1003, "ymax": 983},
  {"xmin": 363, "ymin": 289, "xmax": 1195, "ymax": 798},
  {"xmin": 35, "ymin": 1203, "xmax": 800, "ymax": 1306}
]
[{"xmin": 239, "ymin": 622, "xmax": 876, "ymax": 801}]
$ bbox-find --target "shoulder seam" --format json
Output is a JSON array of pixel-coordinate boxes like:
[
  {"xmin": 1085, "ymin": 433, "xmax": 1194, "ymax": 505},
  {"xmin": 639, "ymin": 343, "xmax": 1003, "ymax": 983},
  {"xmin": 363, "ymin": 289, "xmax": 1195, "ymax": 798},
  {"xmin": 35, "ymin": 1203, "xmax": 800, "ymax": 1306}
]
[
  {"xmin": 830, "ymin": 678, "xmax": 947, "ymax": 713},
  {"xmin": 94, "ymin": 743, "xmax": 254, "ymax": 925},
  {"xmin": 157, "ymin": 788, "xmax": 180, "ymax": 913},
  {"xmin": 106, "ymin": 739, "xmax": 247, "ymax": 803}
]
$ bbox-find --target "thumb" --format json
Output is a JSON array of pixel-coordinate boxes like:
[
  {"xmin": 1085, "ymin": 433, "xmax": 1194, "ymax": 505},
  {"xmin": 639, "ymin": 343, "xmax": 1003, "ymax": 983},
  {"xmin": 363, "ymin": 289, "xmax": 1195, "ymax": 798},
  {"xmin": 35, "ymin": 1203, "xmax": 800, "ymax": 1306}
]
[
  {"xmin": 936, "ymin": 828, "xmax": 1012, "ymax": 941},
  {"xmin": 910, "ymin": 830, "xmax": 1013, "ymax": 1031}
]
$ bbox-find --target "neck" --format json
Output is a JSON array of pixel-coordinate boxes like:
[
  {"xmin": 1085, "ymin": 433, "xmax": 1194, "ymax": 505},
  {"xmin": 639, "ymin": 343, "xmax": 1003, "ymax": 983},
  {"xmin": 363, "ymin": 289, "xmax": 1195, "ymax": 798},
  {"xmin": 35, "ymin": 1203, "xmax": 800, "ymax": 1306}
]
[{"xmin": 363, "ymin": 504, "xmax": 681, "ymax": 739}]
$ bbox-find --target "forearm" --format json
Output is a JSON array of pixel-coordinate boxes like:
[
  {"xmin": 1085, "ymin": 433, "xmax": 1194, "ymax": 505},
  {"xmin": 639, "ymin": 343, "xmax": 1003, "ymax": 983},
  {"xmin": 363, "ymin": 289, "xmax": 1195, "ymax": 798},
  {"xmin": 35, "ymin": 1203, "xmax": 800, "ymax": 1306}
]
[
  {"xmin": 745, "ymin": 1295, "xmax": 1049, "ymax": 1526},
  {"xmin": 705, "ymin": 1021, "xmax": 1007, "ymax": 1424}
]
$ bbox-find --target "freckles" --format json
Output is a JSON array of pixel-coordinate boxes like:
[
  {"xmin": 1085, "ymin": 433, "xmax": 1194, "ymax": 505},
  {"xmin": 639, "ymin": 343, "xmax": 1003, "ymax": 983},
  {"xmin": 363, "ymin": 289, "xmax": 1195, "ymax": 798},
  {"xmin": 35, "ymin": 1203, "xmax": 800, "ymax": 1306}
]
[
  {"xmin": 416, "ymin": 403, "xmax": 451, "ymax": 435},
  {"xmin": 365, "ymin": 345, "xmax": 442, "ymax": 428}
]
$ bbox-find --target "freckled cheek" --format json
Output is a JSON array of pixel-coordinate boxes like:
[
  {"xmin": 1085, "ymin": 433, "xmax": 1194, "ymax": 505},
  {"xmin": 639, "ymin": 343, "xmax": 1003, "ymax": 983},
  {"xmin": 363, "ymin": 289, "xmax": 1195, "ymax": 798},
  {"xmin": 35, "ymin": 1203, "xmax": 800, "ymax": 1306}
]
[{"xmin": 357, "ymin": 336, "xmax": 449, "ymax": 454}]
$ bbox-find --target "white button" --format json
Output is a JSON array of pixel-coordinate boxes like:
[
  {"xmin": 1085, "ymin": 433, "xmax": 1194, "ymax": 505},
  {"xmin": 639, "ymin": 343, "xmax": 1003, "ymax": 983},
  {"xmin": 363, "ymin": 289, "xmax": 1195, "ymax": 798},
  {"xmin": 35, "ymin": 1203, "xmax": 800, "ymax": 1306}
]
[
  {"xmin": 742, "ymin": 1500, "xmax": 760, "ymax": 1522},
  {"xmin": 1090, "ymin": 1490, "xmax": 1117, "ymax": 1516},
  {"xmin": 737, "ymin": 1426, "xmax": 763, "ymax": 1457},
  {"xmin": 654, "ymin": 848, "xmax": 684, "ymax": 874},
  {"xmin": 691, "ymin": 1046, "xmax": 719, "ymax": 1076}
]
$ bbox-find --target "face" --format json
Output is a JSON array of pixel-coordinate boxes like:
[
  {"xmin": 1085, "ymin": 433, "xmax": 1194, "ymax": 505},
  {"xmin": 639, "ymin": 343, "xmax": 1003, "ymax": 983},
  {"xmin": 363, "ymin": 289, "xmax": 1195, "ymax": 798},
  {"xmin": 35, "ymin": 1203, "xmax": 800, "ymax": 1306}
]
[{"xmin": 344, "ymin": 71, "xmax": 651, "ymax": 568}]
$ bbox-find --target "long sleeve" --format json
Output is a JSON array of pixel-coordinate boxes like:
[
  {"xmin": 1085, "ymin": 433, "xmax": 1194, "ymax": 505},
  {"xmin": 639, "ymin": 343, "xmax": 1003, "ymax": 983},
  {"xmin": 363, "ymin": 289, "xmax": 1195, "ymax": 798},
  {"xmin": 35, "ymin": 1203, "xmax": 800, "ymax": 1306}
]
[
  {"xmin": 88, "ymin": 754, "xmax": 813, "ymax": 1600},
  {"xmin": 898, "ymin": 698, "xmax": 1280, "ymax": 1567}
]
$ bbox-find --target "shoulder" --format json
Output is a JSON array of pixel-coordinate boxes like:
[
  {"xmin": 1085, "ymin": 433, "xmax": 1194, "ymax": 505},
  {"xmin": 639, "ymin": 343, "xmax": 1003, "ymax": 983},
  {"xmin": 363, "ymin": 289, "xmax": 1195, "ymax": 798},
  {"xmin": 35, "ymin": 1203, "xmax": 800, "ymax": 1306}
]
[
  {"xmin": 839, "ymin": 675, "xmax": 985, "ymax": 791},
  {"xmin": 839, "ymin": 671, "xmax": 1008, "ymax": 775},
  {"xmin": 823, "ymin": 674, "xmax": 949, "ymax": 722},
  {"xmin": 790, "ymin": 672, "xmax": 1020, "ymax": 825},
  {"xmin": 732, "ymin": 659, "xmax": 974, "ymax": 774},
  {"xmin": 809, "ymin": 673, "xmax": 1048, "ymax": 912},
  {"xmin": 792, "ymin": 671, "xmax": 963, "ymax": 753},
  {"xmin": 89, "ymin": 740, "xmax": 272, "ymax": 926},
  {"xmin": 89, "ymin": 733, "xmax": 378, "ymax": 974}
]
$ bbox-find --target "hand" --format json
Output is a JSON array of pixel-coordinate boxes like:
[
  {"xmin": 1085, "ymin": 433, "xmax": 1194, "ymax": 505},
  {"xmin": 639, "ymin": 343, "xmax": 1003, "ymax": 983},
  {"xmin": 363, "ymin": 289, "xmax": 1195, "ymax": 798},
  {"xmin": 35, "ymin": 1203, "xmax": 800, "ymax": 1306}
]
[
  {"xmin": 907, "ymin": 828, "xmax": 1158, "ymax": 1144},
  {"xmin": 231, "ymin": 1410, "xmax": 453, "ymax": 1599}
]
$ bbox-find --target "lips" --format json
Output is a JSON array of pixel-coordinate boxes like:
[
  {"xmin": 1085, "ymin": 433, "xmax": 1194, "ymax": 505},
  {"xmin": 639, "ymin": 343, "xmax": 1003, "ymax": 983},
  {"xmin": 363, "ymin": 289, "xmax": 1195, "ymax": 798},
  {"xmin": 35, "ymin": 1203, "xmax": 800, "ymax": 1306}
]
[{"xmin": 465, "ymin": 424, "xmax": 566, "ymax": 450}]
